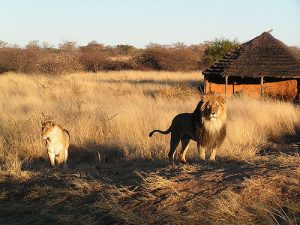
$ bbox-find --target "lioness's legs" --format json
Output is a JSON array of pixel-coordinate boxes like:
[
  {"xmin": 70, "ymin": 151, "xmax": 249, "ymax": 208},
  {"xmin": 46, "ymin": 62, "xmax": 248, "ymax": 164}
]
[
  {"xmin": 169, "ymin": 133, "xmax": 180, "ymax": 164},
  {"xmin": 179, "ymin": 137, "xmax": 190, "ymax": 163},
  {"xmin": 56, "ymin": 153, "xmax": 65, "ymax": 168},
  {"xmin": 63, "ymin": 148, "xmax": 68, "ymax": 169},
  {"xmin": 48, "ymin": 151, "xmax": 55, "ymax": 167},
  {"xmin": 209, "ymin": 148, "xmax": 217, "ymax": 161}
]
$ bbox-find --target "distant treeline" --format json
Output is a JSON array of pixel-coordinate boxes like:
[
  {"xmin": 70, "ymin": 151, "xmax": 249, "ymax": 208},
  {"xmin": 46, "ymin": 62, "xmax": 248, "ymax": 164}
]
[{"xmin": 0, "ymin": 39, "xmax": 242, "ymax": 74}]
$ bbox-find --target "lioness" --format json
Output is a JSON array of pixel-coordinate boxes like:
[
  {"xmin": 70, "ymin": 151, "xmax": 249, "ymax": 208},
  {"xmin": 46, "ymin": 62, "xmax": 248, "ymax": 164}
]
[
  {"xmin": 149, "ymin": 92, "xmax": 227, "ymax": 164},
  {"xmin": 41, "ymin": 121, "xmax": 70, "ymax": 169}
]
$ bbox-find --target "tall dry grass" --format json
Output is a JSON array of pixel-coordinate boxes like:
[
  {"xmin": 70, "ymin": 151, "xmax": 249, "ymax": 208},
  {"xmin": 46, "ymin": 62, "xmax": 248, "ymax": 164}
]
[
  {"xmin": 0, "ymin": 71, "xmax": 299, "ymax": 225},
  {"xmin": 221, "ymin": 96, "xmax": 299, "ymax": 159},
  {"xmin": 0, "ymin": 71, "xmax": 299, "ymax": 172}
]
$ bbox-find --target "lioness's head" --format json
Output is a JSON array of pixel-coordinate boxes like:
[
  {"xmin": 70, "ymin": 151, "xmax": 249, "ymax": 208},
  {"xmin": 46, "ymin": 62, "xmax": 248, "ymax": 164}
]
[
  {"xmin": 200, "ymin": 92, "xmax": 226, "ymax": 121},
  {"xmin": 41, "ymin": 121, "xmax": 55, "ymax": 140}
]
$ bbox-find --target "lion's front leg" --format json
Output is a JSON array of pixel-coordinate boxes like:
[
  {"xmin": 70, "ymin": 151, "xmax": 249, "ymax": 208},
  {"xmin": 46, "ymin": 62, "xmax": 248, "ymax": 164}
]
[
  {"xmin": 56, "ymin": 151, "xmax": 67, "ymax": 169},
  {"xmin": 209, "ymin": 148, "xmax": 217, "ymax": 161},
  {"xmin": 48, "ymin": 151, "xmax": 56, "ymax": 168},
  {"xmin": 198, "ymin": 147, "xmax": 206, "ymax": 161},
  {"xmin": 197, "ymin": 141, "xmax": 206, "ymax": 161}
]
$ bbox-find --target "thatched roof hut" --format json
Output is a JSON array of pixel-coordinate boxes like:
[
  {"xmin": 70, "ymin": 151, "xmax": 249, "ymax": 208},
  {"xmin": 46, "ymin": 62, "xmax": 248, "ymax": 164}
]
[{"xmin": 203, "ymin": 32, "xmax": 300, "ymax": 100}]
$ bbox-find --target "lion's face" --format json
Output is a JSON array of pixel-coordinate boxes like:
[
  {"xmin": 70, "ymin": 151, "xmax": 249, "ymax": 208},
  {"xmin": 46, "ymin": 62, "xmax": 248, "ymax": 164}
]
[
  {"xmin": 41, "ymin": 121, "xmax": 55, "ymax": 140},
  {"xmin": 201, "ymin": 93, "xmax": 226, "ymax": 121}
]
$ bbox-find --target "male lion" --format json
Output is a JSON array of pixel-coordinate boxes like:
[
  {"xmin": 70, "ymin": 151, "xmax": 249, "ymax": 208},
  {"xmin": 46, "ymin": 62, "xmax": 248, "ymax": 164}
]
[
  {"xmin": 149, "ymin": 92, "xmax": 226, "ymax": 164},
  {"xmin": 41, "ymin": 121, "xmax": 70, "ymax": 169}
]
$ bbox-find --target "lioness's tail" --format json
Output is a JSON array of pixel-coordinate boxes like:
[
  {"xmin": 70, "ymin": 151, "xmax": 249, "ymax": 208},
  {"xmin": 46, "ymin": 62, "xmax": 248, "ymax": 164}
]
[{"xmin": 149, "ymin": 127, "xmax": 171, "ymax": 137}]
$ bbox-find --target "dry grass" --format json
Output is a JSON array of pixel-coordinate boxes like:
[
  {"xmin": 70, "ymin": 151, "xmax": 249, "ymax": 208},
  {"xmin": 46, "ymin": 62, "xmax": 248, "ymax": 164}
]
[
  {"xmin": 0, "ymin": 71, "xmax": 299, "ymax": 225},
  {"xmin": 221, "ymin": 96, "xmax": 299, "ymax": 159},
  {"xmin": 0, "ymin": 71, "xmax": 202, "ymax": 171}
]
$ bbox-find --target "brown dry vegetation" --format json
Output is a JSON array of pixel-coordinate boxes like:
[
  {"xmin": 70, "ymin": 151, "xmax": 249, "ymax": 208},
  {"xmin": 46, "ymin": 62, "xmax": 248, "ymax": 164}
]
[
  {"xmin": 0, "ymin": 42, "xmax": 207, "ymax": 74},
  {"xmin": 0, "ymin": 71, "xmax": 299, "ymax": 225}
]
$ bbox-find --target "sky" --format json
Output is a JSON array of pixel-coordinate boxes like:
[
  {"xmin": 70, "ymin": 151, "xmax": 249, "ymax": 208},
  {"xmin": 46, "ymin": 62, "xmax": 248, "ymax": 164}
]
[{"xmin": 0, "ymin": 0, "xmax": 299, "ymax": 48}]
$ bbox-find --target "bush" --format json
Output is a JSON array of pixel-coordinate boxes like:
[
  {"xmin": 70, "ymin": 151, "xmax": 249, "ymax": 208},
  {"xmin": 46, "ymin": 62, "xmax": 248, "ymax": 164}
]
[
  {"xmin": 132, "ymin": 43, "xmax": 205, "ymax": 71},
  {"xmin": 37, "ymin": 42, "xmax": 82, "ymax": 75},
  {"xmin": 115, "ymin": 44, "xmax": 137, "ymax": 56},
  {"xmin": 0, "ymin": 47, "xmax": 21, "ymax": 73},
  {"xmin": 0, "ymin": 41, "xmax": 82, "ymax": 74},
  {"xmin": 39, "ymin": 52, "xmax": 82, "ymax": 74},
  {"xmin": 0, "ymin": 39, "xmax": 229, "ymax": 74},
  {"xmin": 79, "ymin": 41, "xmax": 111, "ymax": 72},
  {"xmin": 102, "ymin": 60, "xmax": 134, "ymax": 71}
]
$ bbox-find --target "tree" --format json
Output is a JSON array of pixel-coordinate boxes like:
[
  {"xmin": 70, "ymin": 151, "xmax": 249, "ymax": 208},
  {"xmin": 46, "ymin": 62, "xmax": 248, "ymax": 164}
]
[
  {"xmin": 26, "ymin": 40, "xmax": 40, "ymax": 49},
  {"xmin": 115, "ymin": 44, "xmax": 136, "ymax": 55},
  {"xmin": 79, "ymin": 41, "xmax": 109, "ymax": 72},
  {"xmin": 58, "ymin": 41, "xmax": 78, "ymax": 53},
  {"xmin": 202, "ymin": 38, "xmax": 239, "ymax": 66},
  {"xmin": 0, "ymin": 40, "xmax": 8, "ymax": 48},
  {"xmin": 132, "ymin": 43, "xmax": 204, "ymax": 71}
]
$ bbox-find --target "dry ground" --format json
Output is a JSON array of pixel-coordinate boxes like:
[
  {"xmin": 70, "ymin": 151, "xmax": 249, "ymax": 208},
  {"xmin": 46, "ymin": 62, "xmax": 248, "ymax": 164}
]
[{"xmin": 0, "ymin": 71, "xmax": 299, "ymax": 225}]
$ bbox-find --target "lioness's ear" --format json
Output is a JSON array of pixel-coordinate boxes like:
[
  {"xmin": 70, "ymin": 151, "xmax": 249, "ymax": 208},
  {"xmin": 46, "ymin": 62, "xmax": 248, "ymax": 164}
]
[{"xmin": 40, "ymin": 118, "xmax": 46, "ymax": 126}]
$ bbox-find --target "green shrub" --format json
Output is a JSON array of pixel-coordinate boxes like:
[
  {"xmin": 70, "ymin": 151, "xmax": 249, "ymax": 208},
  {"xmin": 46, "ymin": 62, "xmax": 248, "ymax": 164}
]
[{"xmin": 202, "ymin": 38, "xmax": 239, "ymax": 66}]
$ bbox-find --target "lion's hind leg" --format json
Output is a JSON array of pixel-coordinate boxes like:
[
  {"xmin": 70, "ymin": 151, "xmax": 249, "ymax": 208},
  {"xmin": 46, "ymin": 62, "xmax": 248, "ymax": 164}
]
[
  {"xmin": 179, "ymin": 136, "xmax": 190, "ymax": 164},
  {"xmin": 169, "ymin": 133, "xmax": 180, "ymax": 164}
]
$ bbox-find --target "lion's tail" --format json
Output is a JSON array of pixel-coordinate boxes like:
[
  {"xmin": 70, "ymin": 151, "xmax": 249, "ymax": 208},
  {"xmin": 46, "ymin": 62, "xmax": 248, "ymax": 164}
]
[{"xmin": 149, "ymin": 127, "xmax": 171, "ymax": 137}]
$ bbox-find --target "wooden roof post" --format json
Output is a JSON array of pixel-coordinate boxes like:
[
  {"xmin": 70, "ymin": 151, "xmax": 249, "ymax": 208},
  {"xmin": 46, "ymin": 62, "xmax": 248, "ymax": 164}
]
[
  {"xmin": 260, "ymin": 76, "xmax": 264, "ymax": 95},
  {"xmin": 225, "ymin": 76, "xmax": 228, "ymax": 96}
]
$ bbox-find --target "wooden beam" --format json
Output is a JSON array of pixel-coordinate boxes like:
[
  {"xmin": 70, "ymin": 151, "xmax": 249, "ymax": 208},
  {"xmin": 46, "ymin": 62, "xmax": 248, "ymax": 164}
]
[
  {"xmin": 203, "ymin": 78, "xmax": 207, "ymax": 94},
  {"xmin": 297, "ymin": 79, "xmax": 300, "ymax": 103},
  {"xmin": 225, "ymin": 76, "xmax": 228, "ymax": 96},
  {"xmin": 260, "ymin": 77, "xmax": 264, "ymax": 95}
]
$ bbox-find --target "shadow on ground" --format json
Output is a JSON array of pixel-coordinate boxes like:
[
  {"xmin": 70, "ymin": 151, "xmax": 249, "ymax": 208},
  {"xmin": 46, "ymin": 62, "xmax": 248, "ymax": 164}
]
[
  {"xmin": 1, "ymin": 141, "xmax": 300, "ymax": 224},
  {"xmin": 258, "ymin": 126, "xmax": 300, "ymax": 156}
]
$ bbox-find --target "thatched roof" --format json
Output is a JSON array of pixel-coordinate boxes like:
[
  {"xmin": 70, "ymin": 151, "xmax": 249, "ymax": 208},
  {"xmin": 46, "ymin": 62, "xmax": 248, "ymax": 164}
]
[{"xmin": 203, "ymin": 32, "xmax": 300, "ymax": 79}]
